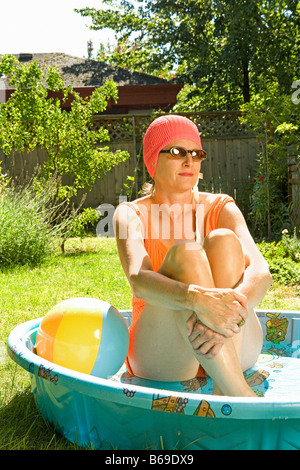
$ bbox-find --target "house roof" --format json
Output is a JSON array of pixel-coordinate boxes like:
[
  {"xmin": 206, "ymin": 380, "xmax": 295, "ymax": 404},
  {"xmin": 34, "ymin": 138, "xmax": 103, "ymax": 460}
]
[
  {"xmin": 0, "ymin": 52, "xmax": 183, "ymax": 113},
  {"xmin": 0, "ymin": 52, "xmax": 170, "ymax": 87}
]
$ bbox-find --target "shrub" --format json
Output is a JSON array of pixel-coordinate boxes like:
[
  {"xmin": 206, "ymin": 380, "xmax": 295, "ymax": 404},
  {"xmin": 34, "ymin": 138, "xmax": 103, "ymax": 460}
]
[
  {"xmin": 0, "ymin": 185, "xmax": 61, "ymax": 268},
  {"xmin": 280, "ymin": 229, "xmax": 300, "ymax": 262},
  {"xmin": 258, "ymin": 230, "xmax": 300, "ymax": 285}
]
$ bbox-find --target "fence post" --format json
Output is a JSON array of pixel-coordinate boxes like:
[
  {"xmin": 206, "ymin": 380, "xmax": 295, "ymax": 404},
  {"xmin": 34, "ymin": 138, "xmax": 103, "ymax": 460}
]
[
  {"xmin": 131, "ymin": 115, "xmax": 138, "ymax": 197},
  {"xmin": 0, "ymin": 149, "xmax": 7, "ymax": 174},
  {"xmin": 287, "ymin": 146, "xmax": 300, "ymax": 231}
]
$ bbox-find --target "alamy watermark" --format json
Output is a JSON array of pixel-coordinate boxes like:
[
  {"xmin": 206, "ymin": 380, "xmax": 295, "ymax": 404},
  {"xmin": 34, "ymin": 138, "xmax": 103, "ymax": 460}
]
[
  {"xmin": 292, "ymin": 80, "xmax": 300, "ymax": 105},
  {"xmin": 96, "ymin": 195, "xmax": 205, "ymax": 245}
]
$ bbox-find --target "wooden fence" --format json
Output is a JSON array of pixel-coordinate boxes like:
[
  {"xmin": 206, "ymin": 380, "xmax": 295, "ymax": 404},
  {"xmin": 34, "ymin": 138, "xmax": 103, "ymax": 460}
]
[
  {"xmin": 1, "ymin": 111, "xmax": 260, "ymax": 215},
  {"xmin": 82, "ymin": 111, "xmax": 260, "ymax": 216}
]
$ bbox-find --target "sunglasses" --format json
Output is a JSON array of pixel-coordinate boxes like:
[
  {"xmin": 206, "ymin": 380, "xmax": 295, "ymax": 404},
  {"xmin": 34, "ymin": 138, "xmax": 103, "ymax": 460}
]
[{"xmin": 160, "ymin": 146, "xmax": 207, "ymax": 161}]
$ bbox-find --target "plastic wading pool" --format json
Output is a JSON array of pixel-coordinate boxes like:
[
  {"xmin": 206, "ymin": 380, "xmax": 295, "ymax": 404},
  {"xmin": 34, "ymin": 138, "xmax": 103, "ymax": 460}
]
[{"xmin": 7, "ymin": 309, "xmax": 300, "ymax": 450}]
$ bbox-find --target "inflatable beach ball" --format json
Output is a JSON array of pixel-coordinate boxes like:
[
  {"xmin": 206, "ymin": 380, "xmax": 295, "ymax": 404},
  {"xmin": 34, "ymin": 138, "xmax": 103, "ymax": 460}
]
[{"xmin": 36, "ymin": 298, "xmax": 129, "ymax": 378}]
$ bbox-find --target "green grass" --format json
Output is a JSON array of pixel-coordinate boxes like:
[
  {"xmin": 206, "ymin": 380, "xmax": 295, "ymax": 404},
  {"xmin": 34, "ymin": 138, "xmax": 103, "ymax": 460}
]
[
  {"xmin": 0, "ymin": 236, "xmax": 299, "ymax": 450},
  {"xmin": 0, "ymin": 237, "xmax": 132, "ymax": 450}
]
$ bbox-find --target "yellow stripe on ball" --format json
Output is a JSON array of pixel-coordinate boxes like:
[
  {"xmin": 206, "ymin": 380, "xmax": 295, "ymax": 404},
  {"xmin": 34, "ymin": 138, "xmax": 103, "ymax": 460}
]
[{"xmin": 53, "ymin": 298, "xmax": 103, "ymax": 374}]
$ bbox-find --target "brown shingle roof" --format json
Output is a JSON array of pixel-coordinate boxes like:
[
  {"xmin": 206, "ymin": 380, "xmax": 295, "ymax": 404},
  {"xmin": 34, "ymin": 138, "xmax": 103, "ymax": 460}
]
[{"xmin": 0, "ymin": 52, "xmax": 169, "ymax": 87}]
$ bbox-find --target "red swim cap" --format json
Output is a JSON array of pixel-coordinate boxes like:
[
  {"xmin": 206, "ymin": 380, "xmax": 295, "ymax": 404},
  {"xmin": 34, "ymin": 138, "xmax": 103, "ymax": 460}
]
[{"xmin": 143, "ymin": 115, "xmax": 202, "ymax": 178}]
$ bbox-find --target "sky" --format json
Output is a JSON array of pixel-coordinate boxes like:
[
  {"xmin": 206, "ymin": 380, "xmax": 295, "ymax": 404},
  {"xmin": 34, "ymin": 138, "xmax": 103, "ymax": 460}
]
[{"xmin": 0, "ymin": 0, "xmax": 116, "ymax": 59}]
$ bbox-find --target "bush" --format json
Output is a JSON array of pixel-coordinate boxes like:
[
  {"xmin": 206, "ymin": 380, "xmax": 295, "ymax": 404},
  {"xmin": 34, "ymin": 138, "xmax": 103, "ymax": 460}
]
[
  {"xmin": 258, "ymin": 229, "xmax": 300, "ymax": 285},
  {"xmin": 0, "ymin": 186, "xmax": 61, "ymax": 268}
]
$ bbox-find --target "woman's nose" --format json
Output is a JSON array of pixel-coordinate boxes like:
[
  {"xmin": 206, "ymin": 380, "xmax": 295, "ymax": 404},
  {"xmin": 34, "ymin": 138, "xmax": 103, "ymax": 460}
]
[{"xmin": 183, "ymin": 153, "xmax": 194, "ymax": 165}]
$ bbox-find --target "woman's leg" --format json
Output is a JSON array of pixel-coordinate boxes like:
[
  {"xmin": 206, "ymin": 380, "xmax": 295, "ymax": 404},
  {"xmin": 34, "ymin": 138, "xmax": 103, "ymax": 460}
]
[
  {"xmin": 128, "ymin": 241, "xmax": 212, "ymax": 381},
  {"xmin": 203, "ymin": 229, "xmax": 263, "ymax": 374},
  {"xmin": 160, "ymin": 231, "xmax": 261, "ymax": 397},
  {"xmin": 128, "ymin": 230, "xmax": 262, "ymax": 396}
]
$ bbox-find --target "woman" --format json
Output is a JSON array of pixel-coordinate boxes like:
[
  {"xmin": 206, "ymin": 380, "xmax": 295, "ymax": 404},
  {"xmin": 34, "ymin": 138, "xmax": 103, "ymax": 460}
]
[{"xmin": 114, "ymin": 115, "xmax": 272, "ymax": 397}]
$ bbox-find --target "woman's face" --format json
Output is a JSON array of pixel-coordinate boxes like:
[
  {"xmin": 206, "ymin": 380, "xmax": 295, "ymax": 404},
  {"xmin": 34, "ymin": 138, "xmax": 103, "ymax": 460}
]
[{"xmin": 154, "ymin": 139, "xmax": 202, "ymax": 193}]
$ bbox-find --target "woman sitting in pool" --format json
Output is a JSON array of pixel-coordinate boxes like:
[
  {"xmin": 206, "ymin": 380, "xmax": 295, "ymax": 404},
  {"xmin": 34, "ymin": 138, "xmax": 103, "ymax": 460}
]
[{"xmin": 114, "ymin": 115, "xmax": 272, "ymax": 397}]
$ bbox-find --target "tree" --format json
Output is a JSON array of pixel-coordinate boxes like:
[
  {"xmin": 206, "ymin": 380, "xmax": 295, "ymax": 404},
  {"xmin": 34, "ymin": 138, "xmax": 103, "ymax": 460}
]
[
  {"xmin": 76, "ymin": 0, "xmax": 300, "ymax": 110},
  {"xmin": 0, "ymin": 54, "xmax": 129, "ymax": 199},
  {"xmin": 240, "ymin": 77, "xmax": 300, "ymax": 238},
  {"xmin": 97, "ymin": 39, "xmax": 174, "ymax": 80}
]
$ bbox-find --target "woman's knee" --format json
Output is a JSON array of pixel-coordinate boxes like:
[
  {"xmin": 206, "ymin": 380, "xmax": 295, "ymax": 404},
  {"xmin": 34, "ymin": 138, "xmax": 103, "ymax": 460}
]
[
  {"xmin": 164, "ymin": 240, "xmax": 205, "ymax": 267},
  {"xmin": 205, "ymin": 229, "xmax": 244, "ymax": 260},
  {"xmin": 159, "ymin": 240, "xmax": 210, "ymax": 282},
  {"xmin": 204, "ymin": 229, "xmax": 245, "ymax": 287},
  {"xmin": 205, "ymin": 228, "xmax": 241, "ymax": 249}
]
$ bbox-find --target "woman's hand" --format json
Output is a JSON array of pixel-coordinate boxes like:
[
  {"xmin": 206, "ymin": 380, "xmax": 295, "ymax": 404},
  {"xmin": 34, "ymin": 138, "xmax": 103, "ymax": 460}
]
[
  {"xmin": 188, "ymin": 285, "xmax": 248, "ymax": 338},
  {"xmin": 186, "ymin": 313, "xmax": 227, "ymax": 358}
]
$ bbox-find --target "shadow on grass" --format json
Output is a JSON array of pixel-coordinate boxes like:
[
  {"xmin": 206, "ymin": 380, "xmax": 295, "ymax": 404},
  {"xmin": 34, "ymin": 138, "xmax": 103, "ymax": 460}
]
[
  {"xmin": 0, "ymin": 388, "xmax": 82, "ymax": 450},
  {"xmin": 60, "ymin": 251, "xmax": 99, "ymax": 259}
]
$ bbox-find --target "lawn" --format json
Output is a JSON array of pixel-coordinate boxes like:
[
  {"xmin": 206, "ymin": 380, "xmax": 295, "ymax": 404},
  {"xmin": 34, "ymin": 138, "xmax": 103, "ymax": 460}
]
[{"xmin": 0, "ymin": 236, "xmax": 299, "ymax": 450}]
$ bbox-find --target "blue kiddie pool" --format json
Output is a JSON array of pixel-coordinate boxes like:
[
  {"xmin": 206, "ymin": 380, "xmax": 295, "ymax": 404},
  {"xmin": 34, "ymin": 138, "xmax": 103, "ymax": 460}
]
[{"xmin": 7, "ymin": 308, "xmax": 300, "ymax": 450}]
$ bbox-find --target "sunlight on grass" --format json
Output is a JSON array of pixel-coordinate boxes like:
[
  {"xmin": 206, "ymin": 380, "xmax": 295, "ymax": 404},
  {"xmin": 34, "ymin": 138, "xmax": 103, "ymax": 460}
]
[
  {"xmin": 0, "ymin": 237, "xmax": 132, "ymax": 450},
  {"xmin": 258, "ymin": 283, "xmax": 300, "ymax": 311},
  {"xmin": 0, "ymin": 237, "xmax": 131, "ymax": 339}
]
